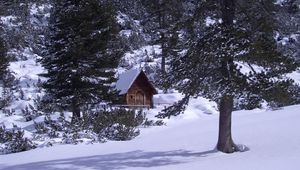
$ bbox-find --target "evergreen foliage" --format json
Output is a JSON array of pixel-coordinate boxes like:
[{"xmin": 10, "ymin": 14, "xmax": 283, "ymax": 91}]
[
  {"xmin": 0, "ymin": 1, "xmax": 31, "ymax": 59},
  {"xmin": 0, "ymin": 125, "xmax": 36, "ymax": 154},
  {"xmin": 88, "ymin": 108, "xmax": 143, "ymax": 141},
  {"xmin": 141, "ymin": 0, "xmax": 184, "ymax": 73},
  {"xmin": 157, "ymin": 0, "xmax": 299, "ymax": 153},
  {"xmin": 112, "ymin": 0, "xmax": 146, "ymax": 20},
  {"xmin": 0, "ymin": 0, "xmax": 300, "ymax": 155},
  {"xmin": 33, "ymin": 108, "xmax": 145, "ymax": 144},
  {"xmin": 42, "ymin": 0, "xmax": 123, "ymax": 119},
  {"xmin": 159, "ymin": 0, "xmax": 299, "ymax": 116},
  {"xmin": 0, "ymin": 33, "xmax": 14, "ymax": 110},
  {"xmin": 0, "ymin": 36, "xmax": 8, "ymax": 79},
  {"xmin": 277, "ymin": 0, "xmax": 300, "ymax": 61}
]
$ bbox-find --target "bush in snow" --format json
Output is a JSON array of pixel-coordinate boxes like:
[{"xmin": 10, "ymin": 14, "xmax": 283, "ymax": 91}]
[
  {"xmin": 36, "ymin": 94, "xmax": 61, "ymax": 113},
  {"xmin": 34, "ymin": 113, "xmax": 99, "ymax": 145},
  {"xmin": 34, "ymin": 113, "xmax": 65, "ymax": 139},
  {"xmin": 0, "ymin": 72, "xmax": 15, "ymax": 111},
  {"xmin": 61, "ymin": 116, "xmax": 99, "ymax": 145},
  {"xmin": 85, "ymin": 108, "xmax": 145, "ymax": 141},
  {"xmin": 0, "ymin": 125, "xmax": 36, "ymax": 154},
  {"xmin": 22, "ymin": 104, "xmax": 41, "ymax": 122},
  {"xmin": 0, "ymin": 88, "xmax": 13, "ymax": 110},
  {"xmin": 33, "ymin": 113, "xmax": 70, "ymax": 144},
  {"xmin": 61, "ymin": 119, "xmax": 83, "ymax": 144},
  {"xmin": 33, "ymin": 108, "xmax": 146, "ymax": 145},
  {"xmin": 104, "ymin": 123, "xmax": 139, "ymax": 141},
  {"xmin": 143, "ymin": 119, "xmax": 165, "ymax": 127},
  {"xmin": 59, "ymin": 108, "xmax": 145, "ymax": 143}
]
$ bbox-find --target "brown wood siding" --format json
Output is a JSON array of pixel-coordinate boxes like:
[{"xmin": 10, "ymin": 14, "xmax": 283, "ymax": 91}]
[
  {"xmin": 117, "ymin": 71, "xmax": 157, "ymax": 108},
  {"xmin": 125, "ymin": 81, "xmax": 154, "ymax": 107}
]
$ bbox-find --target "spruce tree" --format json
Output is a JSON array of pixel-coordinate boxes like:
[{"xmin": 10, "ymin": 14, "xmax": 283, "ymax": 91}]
[
  {"xmin": 0, "ymin": 33, "xmax": 12, "ymax": 110},
  {"xmin": 158, "ymin": 0, "xmax": 299, "ymax": 153},
  {"xmin": 277, "ymin": 0, "xmax": 300, "ymax": 61},
  {"xmin": 0, "ymin": 36, "xmax": 8, "ymax": 78},
  {"xmin": 112, "ymin": 0, "xmax": 146, "ymax": 20},
  {"xmin": 43, "ymin": 0, "xmax": 122, "ymax": 119},
  {"xmin": 141, "ymin": 0, "xmax": 184, "ymax": 73}
]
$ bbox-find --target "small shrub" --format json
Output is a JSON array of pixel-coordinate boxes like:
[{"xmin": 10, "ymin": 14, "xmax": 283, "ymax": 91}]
[
  {"xmin": 104, "ymin": 123, "xmax": 140, "ymax": 141},
  {"xmin": 33, "ymin": 108, "xmax": 147, "ymax": 145},
  {"xmin": 34, "ymin": 114, "xmax": 64, "ymax": 138},
  {"xmin": 88, "ymin": 108, "xmax": 145, "ymax": 141},
  {"xmin": 0, "ymin": 125, "xmax": 36, "ymax": 154},
  {"xmin": 34, "ymin": 121, "xmax": 49, "ymax": 134},
  {"xmin": 143, "ymin": 119, "xmax": 165, "ymax": 127}
]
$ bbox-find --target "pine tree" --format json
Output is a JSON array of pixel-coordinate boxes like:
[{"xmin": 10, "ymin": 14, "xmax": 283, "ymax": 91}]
[
  {"xmin": 141, "ymin": 0, "xmax": 184, "ymax": 73},
  {"xmin": 158, "ymin": 0, "xmax": 299, "ymax": 153},
  {"xmin": 42, "ymin": 0, "xmax": 123, "ymax": 120},
  {"xmin": 112, "ymin": 0, "xmax": 146, "ymax": 20},
  {"xmin": 277, "ymin": 0, "xmax": 300, "ymax": 61},
  {"xmin": 0, "ymin": 33, "xmax": 13, "ymax": 110},
  {"xmin": 0, "ymin": 36, "xmax": 8, "ymax": 78},
  {"xmin": 0, "ymin": 0, "xmax": 31, "ymax": 54}
]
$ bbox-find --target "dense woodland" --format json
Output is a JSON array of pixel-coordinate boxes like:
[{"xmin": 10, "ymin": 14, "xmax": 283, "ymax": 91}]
[{"xmin": 0, "ymin": 0, "xmax": 300, "ymax": 154}]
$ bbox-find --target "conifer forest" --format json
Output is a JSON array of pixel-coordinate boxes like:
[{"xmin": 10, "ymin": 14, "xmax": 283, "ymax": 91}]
[{"xmin": 1, "ymin": 1, "xmax": 300, "ymax": 169}]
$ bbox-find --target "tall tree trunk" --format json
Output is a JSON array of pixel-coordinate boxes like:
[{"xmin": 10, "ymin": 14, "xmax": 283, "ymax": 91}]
[
  {"xmin": 161, "ymin": 32, "xmax": 166, "ymax": 74},
  {"xmin": 71, "ymin": 71, "xmax": 81, "ymax": 122},
  {"xmin": 221, "ymin": 0, "xmax": 236, "ymax": 26},
  {"xmin": 159, "ymin": 4, "xmax": 167, "ymax": 74},
  {"xmin": 217, "ymin": 95, "xmax": 238, "ymax": 153},
  {"xmin": 216, "ymin": 0, "xmax": 239, "ymax": 154},
  {"xmin": 71, "ymin": 97, "xmax": 81, "ymax": 122}
]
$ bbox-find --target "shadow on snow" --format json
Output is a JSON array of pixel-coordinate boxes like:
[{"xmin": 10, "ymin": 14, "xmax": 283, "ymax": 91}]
[{"xmin": 0, "ymin": 149, "xmax": 218, "ymax": 170}]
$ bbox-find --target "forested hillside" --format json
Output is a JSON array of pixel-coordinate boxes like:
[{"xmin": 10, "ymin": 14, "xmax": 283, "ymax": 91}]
[{"xmin": 0, "ymin": 0, "xmax": 300, "ymax": 155}]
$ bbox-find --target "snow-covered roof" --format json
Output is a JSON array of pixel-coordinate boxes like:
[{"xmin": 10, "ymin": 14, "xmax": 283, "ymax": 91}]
[{"xmin": 115, "ymin": 68, "xmax": 141, "ymax": 95}]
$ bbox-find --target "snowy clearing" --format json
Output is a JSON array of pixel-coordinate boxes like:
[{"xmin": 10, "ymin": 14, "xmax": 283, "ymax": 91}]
[{"xmin": 1, "ymin": 104, "xmax": 300, "ymax": 170}]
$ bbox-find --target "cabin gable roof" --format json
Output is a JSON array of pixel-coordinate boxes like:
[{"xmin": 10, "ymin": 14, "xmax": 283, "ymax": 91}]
[{"xmin": 115, "ymin": 69, "xmax": 157, "ymax": 95}]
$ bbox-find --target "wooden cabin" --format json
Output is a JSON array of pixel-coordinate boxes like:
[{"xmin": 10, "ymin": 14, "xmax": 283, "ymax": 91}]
[{"xmin": 115, "ymin": 69, "xmax": 157, "ymax": 108}]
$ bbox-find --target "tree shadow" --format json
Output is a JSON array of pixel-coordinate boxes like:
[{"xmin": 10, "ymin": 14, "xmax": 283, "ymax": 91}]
[{"xmin": 0, "ymin": 149, "xmax": 218, "ymax": 170}]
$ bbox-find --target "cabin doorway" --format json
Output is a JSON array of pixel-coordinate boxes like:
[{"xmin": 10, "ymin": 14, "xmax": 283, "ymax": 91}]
[{"xmin": 135, "ymin": 91, "xmax": 144, "ymax": 105}]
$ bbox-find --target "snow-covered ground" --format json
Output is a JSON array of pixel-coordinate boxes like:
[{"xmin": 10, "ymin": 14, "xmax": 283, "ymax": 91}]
[
  {"xmin": 1, "ymin": 48, "xmax": 45, "ymax": 129},
  {"xmin": 1, "ymin": 103, "xmax": 300, "ymax": 170}
]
